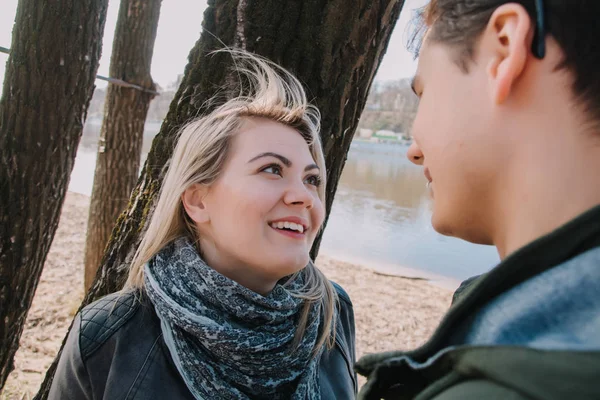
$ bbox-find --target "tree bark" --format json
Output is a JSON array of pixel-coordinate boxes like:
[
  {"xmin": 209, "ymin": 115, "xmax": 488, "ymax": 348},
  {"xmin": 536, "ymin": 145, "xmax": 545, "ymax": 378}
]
[
  {"xmin": 35, "ymin": 0, "xmax": 404, "ymax": 397},
  {"xmin": 84, "ymin": 0, "xmax": 162, "ymax": 291},
  {"xmin": 0, "ymin": 0, "xmax": 108, "ymax": 390}
]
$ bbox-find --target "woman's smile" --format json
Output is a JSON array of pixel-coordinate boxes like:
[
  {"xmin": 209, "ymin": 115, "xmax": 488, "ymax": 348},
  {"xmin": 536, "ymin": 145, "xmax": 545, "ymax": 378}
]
[{"xmin": 269, "ymin": 216, "xmax": 309, "ymax": 239}]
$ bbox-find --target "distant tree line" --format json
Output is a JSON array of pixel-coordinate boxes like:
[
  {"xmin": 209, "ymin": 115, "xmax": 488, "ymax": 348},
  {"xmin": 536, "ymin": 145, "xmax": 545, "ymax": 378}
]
[
  {"xmin": 358, "ymin": 78, "xmax": 418, "ymax": 134},
  {"xmin": 87, "ymin": 75, "xmax": 419, "ymax": 132}
]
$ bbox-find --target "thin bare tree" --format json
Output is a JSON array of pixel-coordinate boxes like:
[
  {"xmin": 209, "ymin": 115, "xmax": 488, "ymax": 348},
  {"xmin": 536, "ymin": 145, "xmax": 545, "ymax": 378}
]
[{"xmin": 84, "ymin": 0, "xmax": 162, "ymax": 291}]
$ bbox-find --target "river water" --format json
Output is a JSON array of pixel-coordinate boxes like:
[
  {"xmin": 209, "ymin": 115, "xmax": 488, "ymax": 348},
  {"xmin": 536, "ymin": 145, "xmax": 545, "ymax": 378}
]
[{"xmin": 71, "ymin": 120, "xmax": 500, "ymax": 283}]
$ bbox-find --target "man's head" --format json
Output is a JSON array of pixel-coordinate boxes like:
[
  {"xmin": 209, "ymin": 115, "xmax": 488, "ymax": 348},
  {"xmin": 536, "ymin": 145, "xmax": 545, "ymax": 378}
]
[{"xmin": 406, "ymin": 0, "xmax": 600, "ymax": 251}]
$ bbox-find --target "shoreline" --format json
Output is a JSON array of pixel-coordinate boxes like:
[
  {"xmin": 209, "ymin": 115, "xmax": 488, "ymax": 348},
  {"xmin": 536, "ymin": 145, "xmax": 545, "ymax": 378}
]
[
  {"xmin": 320, "ymin": 251, "xmax": 461, "ymax": 291},
  {"xmin": 1, "ymin": 192, "xmax": 453, "ymax": 398}
]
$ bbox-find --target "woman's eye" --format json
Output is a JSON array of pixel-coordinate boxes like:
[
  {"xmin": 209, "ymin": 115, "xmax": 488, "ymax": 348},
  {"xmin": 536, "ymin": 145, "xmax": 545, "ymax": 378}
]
[
  {"xmin": 261, "ymin": 164, "xmax": 282, "ymax": 176},
  {"xmin": 305, "ymin": 174, "xmax": 322, "ymax": 187}
]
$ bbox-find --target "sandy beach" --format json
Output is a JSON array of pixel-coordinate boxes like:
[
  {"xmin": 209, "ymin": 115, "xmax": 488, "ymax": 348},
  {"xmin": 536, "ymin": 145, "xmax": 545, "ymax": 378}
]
[{"xmin": 1, "ymin": 192, "xmax": 453, "ymax": 399}]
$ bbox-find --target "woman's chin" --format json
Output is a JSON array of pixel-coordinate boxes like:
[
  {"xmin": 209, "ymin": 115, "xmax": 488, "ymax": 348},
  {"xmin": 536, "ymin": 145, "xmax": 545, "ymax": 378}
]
[{"xmin": 269, "ymin": 253, "xmax": 310, "ymax": 276}]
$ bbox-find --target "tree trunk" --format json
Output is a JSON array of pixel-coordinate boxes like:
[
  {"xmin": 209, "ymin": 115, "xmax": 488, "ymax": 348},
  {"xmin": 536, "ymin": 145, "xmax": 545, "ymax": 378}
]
[
  {"xmin": 84, "ymin": 0, "xmax": 162, "ymax": 291},
  {"xmin": 35, "ymin": 0, "xmax": 404, "ymax": 397},
  {"xmin": 0, "ymin": 0, "xmax": 108, "ymax": 390}
]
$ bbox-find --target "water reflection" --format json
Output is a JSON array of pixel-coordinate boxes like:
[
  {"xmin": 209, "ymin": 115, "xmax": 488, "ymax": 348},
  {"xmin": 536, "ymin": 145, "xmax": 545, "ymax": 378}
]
[{"xmin": 339, "ymin": 150, "xmax": 426, "ymax": 211}]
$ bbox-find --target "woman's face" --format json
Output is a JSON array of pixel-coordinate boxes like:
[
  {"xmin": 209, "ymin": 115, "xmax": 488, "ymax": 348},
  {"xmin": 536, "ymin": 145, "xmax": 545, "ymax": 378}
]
[{"xmin": 184, "ymin": 117, "xmax": 325, "ymax": 294}]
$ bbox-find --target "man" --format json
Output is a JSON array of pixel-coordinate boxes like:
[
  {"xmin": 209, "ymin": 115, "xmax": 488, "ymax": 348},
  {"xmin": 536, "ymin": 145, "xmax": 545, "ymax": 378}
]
[{"xmin": 356, "ymin": 0, "xmax": 600, "ymax": 399}]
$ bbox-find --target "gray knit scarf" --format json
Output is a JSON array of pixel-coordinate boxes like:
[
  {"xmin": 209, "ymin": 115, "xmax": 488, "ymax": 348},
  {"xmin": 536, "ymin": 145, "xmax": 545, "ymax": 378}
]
[{"xmin": 144, "ymin": 237, "xmax": 323, "ymax": 400}]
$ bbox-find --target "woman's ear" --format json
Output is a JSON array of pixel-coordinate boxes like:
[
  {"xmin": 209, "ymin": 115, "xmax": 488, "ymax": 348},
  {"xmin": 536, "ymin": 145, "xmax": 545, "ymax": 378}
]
[
  {"xmin": 182, "ymin": 183, "xmax": 210, "ymax": 224},
  {"xmin": 484, "ymin": 3, "xmax": 532, "ymax": 104}
]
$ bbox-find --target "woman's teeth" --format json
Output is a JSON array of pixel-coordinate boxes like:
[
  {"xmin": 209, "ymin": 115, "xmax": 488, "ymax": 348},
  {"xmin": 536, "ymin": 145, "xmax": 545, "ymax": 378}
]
[{"xmin": 270, "ymin": 221, "xmax": 304, "ymax": 233}]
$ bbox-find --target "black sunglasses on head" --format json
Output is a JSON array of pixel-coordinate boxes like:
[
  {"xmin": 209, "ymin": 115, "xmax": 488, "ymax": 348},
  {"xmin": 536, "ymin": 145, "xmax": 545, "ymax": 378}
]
[{"xmin": 532, "ymin": 0, "xmax": 546, "ymax": 59}]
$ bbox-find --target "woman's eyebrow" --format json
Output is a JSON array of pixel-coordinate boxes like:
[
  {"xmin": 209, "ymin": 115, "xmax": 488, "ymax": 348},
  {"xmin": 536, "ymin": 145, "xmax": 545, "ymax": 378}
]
[
  {"xmin": 248, "ymin": 152, "xmax": 319, "ymax": 172},
  {"xmin": 248, "ymin": 152, "xmax": 291, "ymax": 167}
]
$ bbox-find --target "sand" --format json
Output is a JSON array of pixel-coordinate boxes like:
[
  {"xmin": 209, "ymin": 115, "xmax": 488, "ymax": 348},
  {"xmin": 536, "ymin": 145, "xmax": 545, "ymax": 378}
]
[{"xmin": 1, "ymin": 192, "xmax": 453, "ymax": 399}]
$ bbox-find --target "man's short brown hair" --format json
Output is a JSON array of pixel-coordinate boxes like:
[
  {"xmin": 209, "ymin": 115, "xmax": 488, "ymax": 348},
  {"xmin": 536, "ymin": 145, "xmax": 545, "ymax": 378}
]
[{"xmin": 410, "ymin": 0, "xmax": 600, "ymax": 125}]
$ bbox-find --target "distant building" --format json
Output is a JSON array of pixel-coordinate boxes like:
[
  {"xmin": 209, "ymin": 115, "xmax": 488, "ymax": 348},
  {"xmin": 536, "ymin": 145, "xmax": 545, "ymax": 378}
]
[
  {"xmin": 359, "ymin": 128, "xmax": 374, "ymax": 139},
  {"xmin": 375, "ymin": 130, "xmax": 399, "ymax": 139}
]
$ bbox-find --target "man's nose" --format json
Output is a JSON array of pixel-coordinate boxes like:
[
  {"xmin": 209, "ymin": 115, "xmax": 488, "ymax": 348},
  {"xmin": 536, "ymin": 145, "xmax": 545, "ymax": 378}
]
[{"xmin": 407, "ymin": 141, "xmax": 424, "ymax": 165}]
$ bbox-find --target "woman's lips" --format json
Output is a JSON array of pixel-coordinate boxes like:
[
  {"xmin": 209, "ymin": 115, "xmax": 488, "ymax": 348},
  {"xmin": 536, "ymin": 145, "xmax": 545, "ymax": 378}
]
[{"xmin": 269, "ymin": 225, "xmax": 306, "ymax": 239}]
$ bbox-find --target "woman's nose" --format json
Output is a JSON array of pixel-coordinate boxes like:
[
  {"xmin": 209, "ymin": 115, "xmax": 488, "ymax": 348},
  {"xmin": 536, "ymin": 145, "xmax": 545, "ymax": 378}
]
[
  {"xmin": 283, "ymin": 180, "xmax": 314, "ymax": 209},
  {"xmin": 407, "ymin": 141, "xmax": 424, "ymax": 165}
]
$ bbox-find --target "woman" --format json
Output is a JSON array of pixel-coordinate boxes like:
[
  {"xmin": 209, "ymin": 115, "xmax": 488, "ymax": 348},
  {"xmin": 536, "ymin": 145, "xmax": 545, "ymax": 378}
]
[{"xmin": 49, "ymin": 51, "xmax": 357, "ymax": 399}]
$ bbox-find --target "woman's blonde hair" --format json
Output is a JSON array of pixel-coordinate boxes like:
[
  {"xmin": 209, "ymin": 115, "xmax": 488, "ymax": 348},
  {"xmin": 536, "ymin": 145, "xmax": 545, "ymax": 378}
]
[{"xmin": 125, "ymin": 50, "xmax": 337, "ymax": 351}]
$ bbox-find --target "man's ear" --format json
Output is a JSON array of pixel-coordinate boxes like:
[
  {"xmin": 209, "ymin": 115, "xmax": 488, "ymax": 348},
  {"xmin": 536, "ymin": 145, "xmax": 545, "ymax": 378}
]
[
  {"xmin": 182, "ymin": 183, "xmax": 210, "ymax": 224},
  {"xmin": 484, "ymin": 3, "xmax": 532, "ymax": 104}
]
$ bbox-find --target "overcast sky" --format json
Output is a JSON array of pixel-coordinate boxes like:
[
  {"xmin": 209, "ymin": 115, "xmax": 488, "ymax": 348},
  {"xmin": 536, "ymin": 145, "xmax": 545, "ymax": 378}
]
[{"xmin": 0, "ymin": 0, "xmax": 426, "ymax": 92}]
